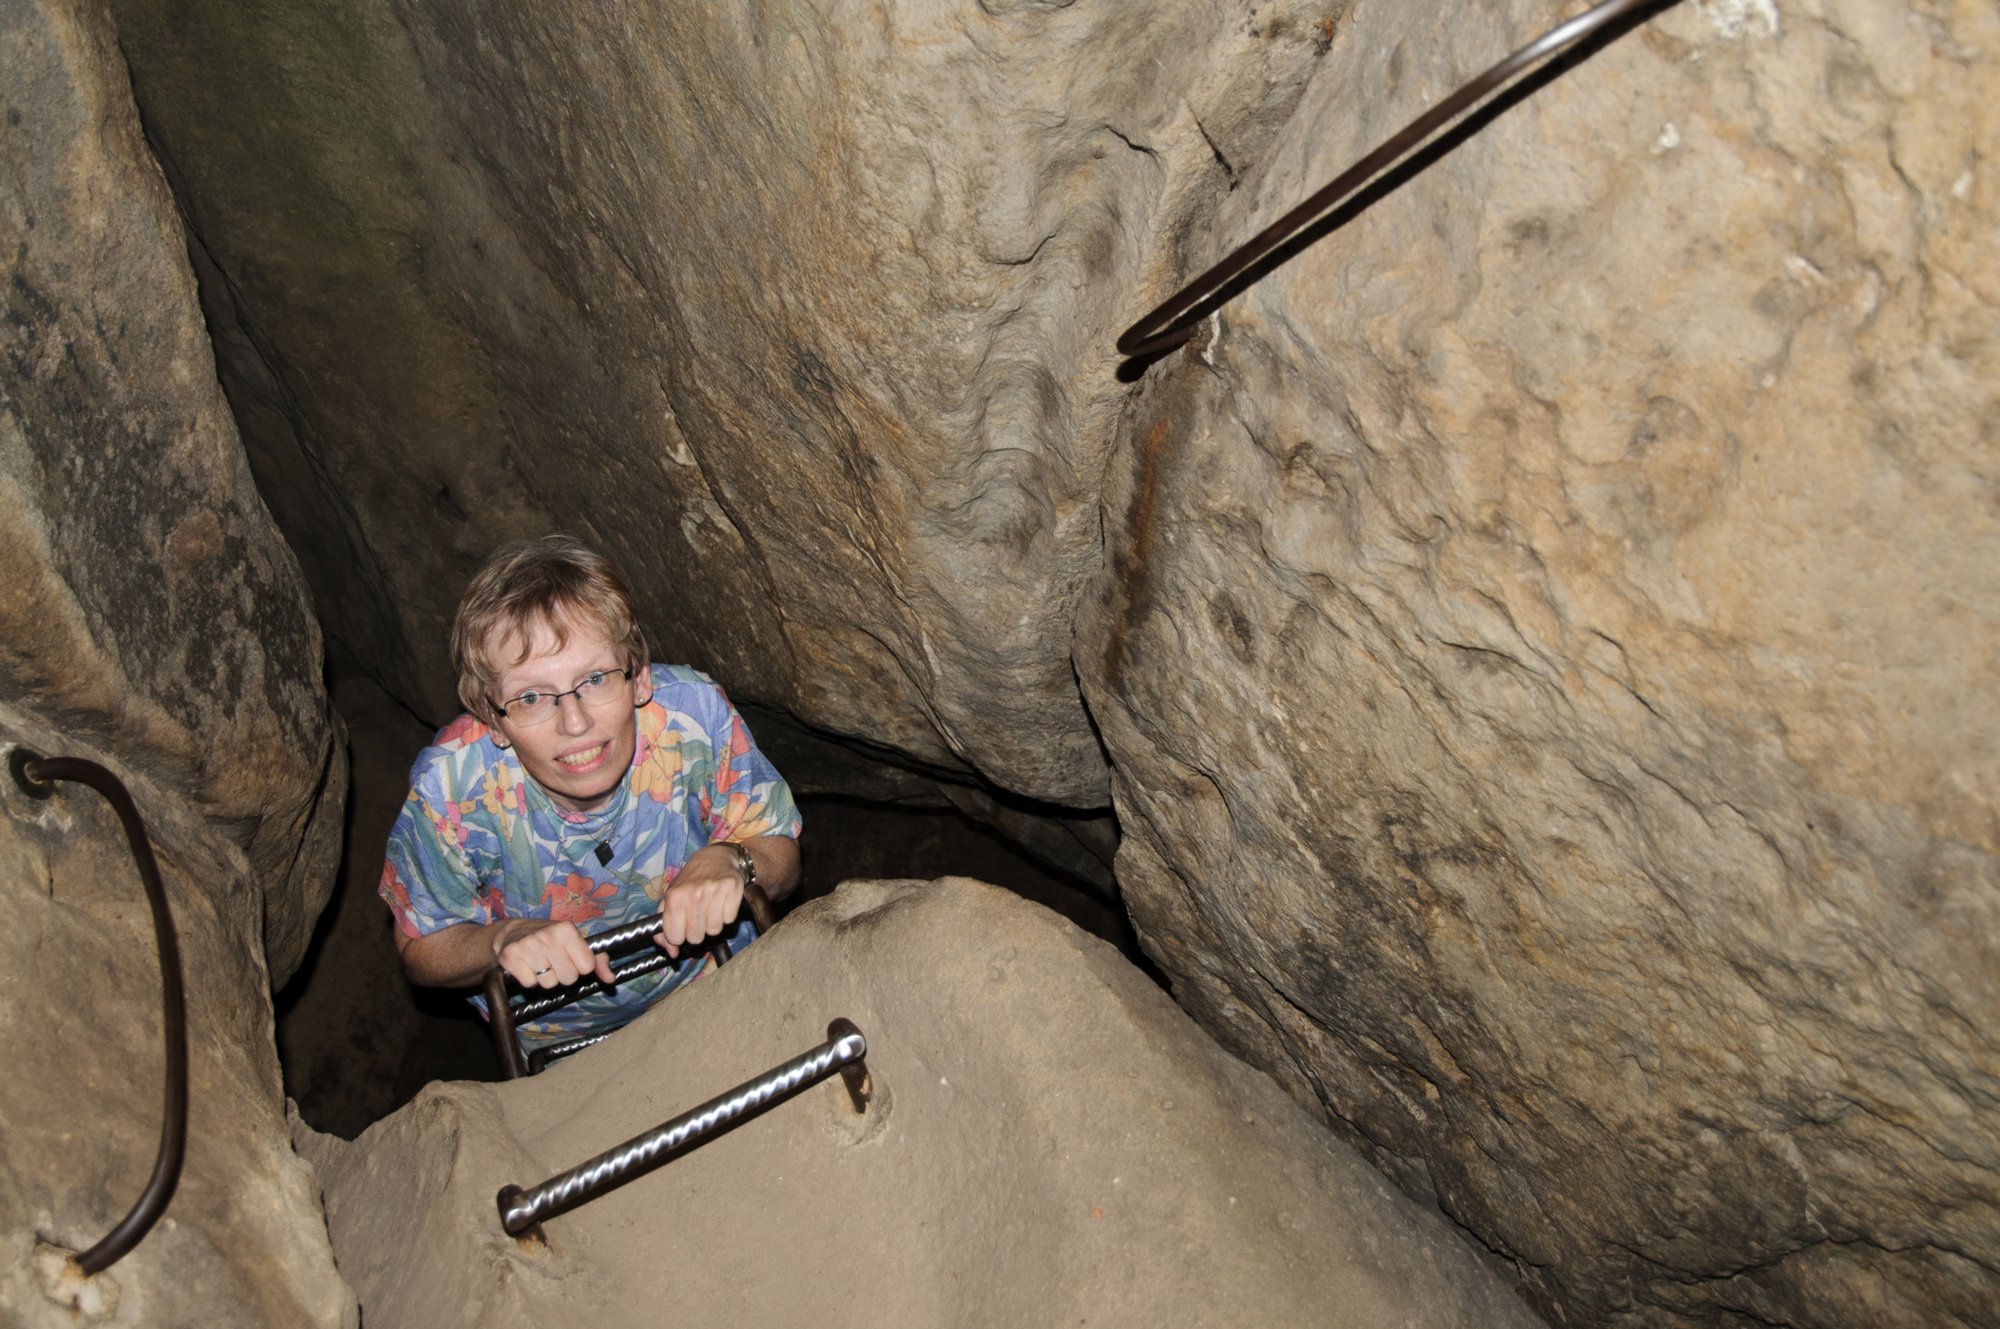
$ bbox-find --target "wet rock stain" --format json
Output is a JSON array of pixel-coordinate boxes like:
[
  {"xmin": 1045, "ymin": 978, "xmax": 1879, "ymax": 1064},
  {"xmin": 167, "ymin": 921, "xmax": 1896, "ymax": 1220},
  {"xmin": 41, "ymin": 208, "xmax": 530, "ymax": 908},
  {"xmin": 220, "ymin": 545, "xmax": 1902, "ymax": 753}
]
[{"xmin": 1102, "ymin": 411, "xmax": 1176, "ymax": 694}]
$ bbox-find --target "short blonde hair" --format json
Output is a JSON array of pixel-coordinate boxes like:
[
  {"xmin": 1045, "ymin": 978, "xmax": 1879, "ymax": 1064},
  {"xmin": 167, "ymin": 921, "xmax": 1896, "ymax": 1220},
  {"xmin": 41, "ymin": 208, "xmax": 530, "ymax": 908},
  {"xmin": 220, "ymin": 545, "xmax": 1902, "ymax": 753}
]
[{"xmin": 451, "ymin": 535, "xmax": 648, "ymax": 723}]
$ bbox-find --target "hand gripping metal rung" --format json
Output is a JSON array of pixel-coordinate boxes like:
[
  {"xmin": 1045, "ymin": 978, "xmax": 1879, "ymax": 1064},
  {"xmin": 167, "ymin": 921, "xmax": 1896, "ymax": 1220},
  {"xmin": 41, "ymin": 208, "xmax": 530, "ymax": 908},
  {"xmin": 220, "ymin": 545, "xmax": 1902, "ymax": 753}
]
[
  {"xmin": 484, "ymin": 879, "xmax": 777, "ymax": 1078},
  {"xmin": 497, "ymin": 1018, "xmax": 871, "ymax": 1236}
]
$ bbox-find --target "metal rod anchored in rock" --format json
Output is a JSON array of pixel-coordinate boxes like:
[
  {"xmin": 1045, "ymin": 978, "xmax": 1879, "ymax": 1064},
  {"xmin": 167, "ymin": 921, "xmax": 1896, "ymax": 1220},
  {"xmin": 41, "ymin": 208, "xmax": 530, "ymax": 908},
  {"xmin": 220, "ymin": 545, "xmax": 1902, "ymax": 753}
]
[
  {"xmin": 497, "ymin": 1019, "xmax": 870, "ymax": 1237},
  {"xmin": 8, "ymin": 749, "xmax": 188, "ymax": 1276},
  {"xmin": 1115, "ymin": 0, "xmax": 1683, "ymax": 359}
]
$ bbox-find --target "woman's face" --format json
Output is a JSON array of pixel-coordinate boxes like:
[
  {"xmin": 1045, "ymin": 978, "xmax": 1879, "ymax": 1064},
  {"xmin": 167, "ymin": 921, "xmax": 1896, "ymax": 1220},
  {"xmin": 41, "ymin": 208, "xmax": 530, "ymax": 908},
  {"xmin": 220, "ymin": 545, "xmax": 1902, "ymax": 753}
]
[{"xmin": 487, "ymin": 617, "xmax": 650, "ymax": 815}]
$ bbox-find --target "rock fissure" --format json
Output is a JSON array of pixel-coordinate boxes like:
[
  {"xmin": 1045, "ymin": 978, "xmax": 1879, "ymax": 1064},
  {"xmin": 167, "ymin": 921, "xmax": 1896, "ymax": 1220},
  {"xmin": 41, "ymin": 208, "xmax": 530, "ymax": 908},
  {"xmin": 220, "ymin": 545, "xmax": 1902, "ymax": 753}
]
[{"xmin": 7, "ymin": 0, "xmax": 1997, "ymax": 1324}]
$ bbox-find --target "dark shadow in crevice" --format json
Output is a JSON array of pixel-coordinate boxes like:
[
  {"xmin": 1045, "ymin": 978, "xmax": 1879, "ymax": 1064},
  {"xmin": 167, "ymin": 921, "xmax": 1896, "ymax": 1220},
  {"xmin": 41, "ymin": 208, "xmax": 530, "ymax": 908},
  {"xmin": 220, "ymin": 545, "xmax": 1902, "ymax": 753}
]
[{"xmin": 794, "ymin": 793, "xmax": 1163, "ymax": 989}]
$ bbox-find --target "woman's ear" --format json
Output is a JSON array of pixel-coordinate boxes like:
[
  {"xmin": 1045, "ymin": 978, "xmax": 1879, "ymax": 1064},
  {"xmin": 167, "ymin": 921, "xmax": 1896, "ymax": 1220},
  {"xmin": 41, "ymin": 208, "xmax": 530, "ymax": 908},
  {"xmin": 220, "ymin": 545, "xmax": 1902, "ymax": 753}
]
[
  {"xmin": 632, "ymin": 658, "xmax": 653, "ymax": 707},
  {"xmin": 480, "ymin": 705, "xmax": 511, "ymax": 748}
]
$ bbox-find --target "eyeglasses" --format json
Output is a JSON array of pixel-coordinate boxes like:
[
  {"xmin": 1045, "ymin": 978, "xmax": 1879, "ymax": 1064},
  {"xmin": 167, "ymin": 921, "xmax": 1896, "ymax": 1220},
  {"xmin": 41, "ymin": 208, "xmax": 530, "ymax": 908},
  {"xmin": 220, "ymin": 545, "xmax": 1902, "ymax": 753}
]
[{"xmin": 491, "ymin": 668, "xmax": 633, "ymax": 727}]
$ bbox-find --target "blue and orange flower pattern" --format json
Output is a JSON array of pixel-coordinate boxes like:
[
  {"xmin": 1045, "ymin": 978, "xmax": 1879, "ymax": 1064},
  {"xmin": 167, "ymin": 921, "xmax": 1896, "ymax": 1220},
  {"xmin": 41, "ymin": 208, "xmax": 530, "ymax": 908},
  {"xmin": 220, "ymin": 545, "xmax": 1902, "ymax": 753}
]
[{"xmin": 378, "ymin": 664, "xmax": 800, "ymax": 1049}]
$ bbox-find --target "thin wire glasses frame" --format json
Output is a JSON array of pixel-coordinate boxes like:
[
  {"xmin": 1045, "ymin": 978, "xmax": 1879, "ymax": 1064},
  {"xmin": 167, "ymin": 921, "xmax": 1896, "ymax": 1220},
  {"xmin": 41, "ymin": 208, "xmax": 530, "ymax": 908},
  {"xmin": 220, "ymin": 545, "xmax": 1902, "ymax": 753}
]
[{"xmin": 491, "ymin": 667, "xmax": 635, "ymax": 726}]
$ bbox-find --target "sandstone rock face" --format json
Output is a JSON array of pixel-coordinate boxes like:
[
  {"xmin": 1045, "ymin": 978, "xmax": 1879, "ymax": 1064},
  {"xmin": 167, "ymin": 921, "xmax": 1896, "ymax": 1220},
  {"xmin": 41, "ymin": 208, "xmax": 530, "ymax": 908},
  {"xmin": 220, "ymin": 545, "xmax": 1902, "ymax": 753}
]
[
  {"xmin": 1, "ymin": 0, "xmax": 345, "ymax": 982},
  {"xmin": 0, "ymin": 704, "xmax": 355, "ymax": 1328},
  {"xmin": 300, "ymin": 877, "xmax": 1544, "ymax": 1329},
  {"xmin": 0, "ymin": 0, "xmax": 351, "ymax": 1320},
  {"xmin": 102, "ymin": 0, "xmax": 1331, "ymax": 805},
  {"xmin": 1075, "ymin": 2, "xmax": 2000, "ymax": 1325},
  {"xmin": 97, "ymin": 0, "xmax": 1999, "ymax": 1325}
]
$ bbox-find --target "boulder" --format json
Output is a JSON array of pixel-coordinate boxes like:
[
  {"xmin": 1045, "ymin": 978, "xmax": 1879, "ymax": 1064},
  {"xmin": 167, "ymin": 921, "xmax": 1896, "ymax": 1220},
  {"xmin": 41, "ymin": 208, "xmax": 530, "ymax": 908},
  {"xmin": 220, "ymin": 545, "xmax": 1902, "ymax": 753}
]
[
  {"xmin": 0, "ymin": 0, "xmax": 351, "ymax": 1320},
  {"xmin": 1075, "ymin": 2, "xmax": 2000, "ymax": 1324},
  {"xmin": 0, "ymin": 702, "xmax": 354, "ymax": 1327},
  {"xmin": 300, "ymin": 877, "xmax": 1543, "ymax": 1329}
]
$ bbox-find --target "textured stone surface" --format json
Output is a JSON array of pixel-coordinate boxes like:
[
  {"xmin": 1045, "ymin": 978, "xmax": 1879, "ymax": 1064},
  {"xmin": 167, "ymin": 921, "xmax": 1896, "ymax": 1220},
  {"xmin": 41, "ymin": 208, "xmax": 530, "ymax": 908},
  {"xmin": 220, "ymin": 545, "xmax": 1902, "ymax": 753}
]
[
  {"xmin": 0, "ymin": 703, "xmax": 355, "ymax": 1328},
  {"xmin": 1, "ymin": 0, "xmax": 345, "ymax": 981},
  {"xmin": 300, "ymin": 877, "xmax": 1544, "ymax": 1329},
  {"xmin": 1076, "ymin": 2, "xmax": 2000, "ymax": 1325},
  {"xmin": 96, "ymin": 0, "xmax": 2000, "ymax": 1325},
  {"xmin": 0, "ymin": 0, "xmax": 351, "ymax": 1320},
  {"xmin": 103, "ymin": 0, "xmax": 1330, "ymax": 806}
]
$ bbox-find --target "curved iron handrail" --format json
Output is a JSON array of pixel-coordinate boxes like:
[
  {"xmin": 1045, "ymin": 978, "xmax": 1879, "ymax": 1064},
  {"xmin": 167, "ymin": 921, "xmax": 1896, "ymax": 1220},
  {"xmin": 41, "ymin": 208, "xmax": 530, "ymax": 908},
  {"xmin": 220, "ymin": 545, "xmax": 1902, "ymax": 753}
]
[
  {"xmin": 1116, "ymin": 0, "xmax": 1683, "ymax": 359},
  {"xmin": 9, "ymin": 749, "xmax": 188, "ymax": 1276}
]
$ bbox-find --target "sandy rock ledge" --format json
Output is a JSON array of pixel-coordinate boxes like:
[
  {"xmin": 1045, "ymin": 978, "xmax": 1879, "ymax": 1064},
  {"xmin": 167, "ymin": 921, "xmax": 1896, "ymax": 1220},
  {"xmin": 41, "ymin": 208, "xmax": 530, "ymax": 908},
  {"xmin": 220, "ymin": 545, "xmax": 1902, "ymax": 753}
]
[{"xmin": 301, "ymin": 877, "xmax": 1544, "ymax": 1329}]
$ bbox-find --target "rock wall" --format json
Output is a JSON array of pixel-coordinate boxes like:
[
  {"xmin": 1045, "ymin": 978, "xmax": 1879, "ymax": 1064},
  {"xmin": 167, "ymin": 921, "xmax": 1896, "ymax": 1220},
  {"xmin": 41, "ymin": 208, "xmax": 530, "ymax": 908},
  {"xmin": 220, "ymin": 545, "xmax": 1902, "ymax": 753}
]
[
  {"xmin": 92, "ymin": 0, "xmax": 1999, "ymax": 1325},
  {"xmin": 0, "ymin": 0, "xmax": 352, "ymax": 1320},
  {"xmin": 102, "ymin": 0, "xmax": 1330, "ymax": 804},
  {"xmin": 1075, "ymin": 3, "xmax": 2000, "ymax": 1324},
  {"xmin": 2, "ymin": 0, "xmax": 346, "ymax": 979}
]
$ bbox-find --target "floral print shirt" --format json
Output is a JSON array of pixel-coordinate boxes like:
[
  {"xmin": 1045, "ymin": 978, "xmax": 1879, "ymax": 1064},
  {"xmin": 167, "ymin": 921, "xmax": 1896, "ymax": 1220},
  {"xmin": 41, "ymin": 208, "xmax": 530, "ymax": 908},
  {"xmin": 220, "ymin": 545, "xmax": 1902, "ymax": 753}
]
[{"xmin": 378, "ymin": 664, "xmax": 801, "ymax": 1049}]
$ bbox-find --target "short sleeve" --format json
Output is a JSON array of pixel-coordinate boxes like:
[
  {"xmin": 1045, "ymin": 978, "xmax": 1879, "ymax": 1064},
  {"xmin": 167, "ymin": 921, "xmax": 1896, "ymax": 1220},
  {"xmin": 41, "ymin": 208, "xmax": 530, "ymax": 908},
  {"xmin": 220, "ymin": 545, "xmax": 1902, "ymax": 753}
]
[
  {"xmin": 697, "ymin": 686, "xmax": 801, "ymax": 845},
  {"xmin": 378, "ymin": 758, "xmax": 499, "ymax": 939}
]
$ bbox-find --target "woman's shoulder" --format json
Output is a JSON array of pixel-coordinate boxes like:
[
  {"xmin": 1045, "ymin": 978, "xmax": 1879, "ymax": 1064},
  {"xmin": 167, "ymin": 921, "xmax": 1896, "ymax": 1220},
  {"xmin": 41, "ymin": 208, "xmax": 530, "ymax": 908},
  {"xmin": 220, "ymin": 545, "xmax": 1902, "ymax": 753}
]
[
  {"xmin": 640, "ymin": 664, "xmax": 741, "ymax": 747},
  {"xmin": 647, "ymin": 661, "xmax": 718, "ymax": 691},
  {"xmin": 406, "ymin": 711, "xmax": 505, "ymax": 798},
  {"xmin": 645, "ymin": 663, "xmax": 732, "ymax": 713}
]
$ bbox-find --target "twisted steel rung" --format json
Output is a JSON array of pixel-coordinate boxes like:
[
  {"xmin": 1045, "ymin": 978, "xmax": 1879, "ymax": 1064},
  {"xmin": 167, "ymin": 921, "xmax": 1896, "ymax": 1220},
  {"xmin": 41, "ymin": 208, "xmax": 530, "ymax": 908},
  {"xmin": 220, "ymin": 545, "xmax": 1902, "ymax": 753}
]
[
  {"xmin": 581, "ymin": 911, "xmax": 679, "ymax": 956},
  {"xmin": 498, "ymin": 1019, "xmax": 869, "ymax": 1236},
  {"xmin": 510, "ymin": 948, "xmax": 676, "ymax": 1022},
  {"xmin": 527, "ymin": 1031, "xmax": 611, "ymax": 1075}
]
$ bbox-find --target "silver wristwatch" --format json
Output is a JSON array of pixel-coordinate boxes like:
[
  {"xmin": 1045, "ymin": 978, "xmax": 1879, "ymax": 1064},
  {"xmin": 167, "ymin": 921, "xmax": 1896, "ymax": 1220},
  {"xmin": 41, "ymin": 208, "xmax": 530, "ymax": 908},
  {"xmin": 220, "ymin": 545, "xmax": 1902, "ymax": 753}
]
[{"xmin": 727, "ymin": 841, "xmax": 757, "ymax": 894}]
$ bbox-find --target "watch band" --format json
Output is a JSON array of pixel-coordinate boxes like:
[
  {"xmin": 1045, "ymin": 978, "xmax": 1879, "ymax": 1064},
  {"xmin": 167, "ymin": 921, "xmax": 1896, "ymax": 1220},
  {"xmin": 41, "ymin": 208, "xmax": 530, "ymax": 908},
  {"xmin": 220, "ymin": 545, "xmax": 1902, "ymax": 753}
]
[{"xmin": 728, "ymin": 841, "xmax": 757, "ymax": 894}]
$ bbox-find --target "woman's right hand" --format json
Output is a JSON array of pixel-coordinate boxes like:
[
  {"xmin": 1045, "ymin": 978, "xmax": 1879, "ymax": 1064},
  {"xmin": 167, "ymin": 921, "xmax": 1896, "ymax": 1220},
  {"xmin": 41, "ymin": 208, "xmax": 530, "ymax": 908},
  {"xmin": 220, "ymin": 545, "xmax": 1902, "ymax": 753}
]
[{"xmin": 490, "ymin": 917, "xmax": 614, "ymax": 988}]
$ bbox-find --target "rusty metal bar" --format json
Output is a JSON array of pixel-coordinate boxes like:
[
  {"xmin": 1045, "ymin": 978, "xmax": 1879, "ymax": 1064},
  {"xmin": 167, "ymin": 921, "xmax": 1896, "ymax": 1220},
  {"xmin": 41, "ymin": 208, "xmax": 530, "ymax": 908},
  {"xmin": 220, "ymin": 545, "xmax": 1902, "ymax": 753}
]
[
  {"xmin": 488, "ymin": 877, "xmax": 777, "ymax": 1078},
  {"xmin": 484, "ymin": 965, "xmax": 531, "ymax": 1079},
  {"xmin": 1116, "ymin": 0, "xmax": 1681, "ymax": 359},
  {"xmin": 8, "ymin": 749, "xmax": 187, "ymax": 1276},
  {"xmin": 497, "ymin": 1018, "xmax": 869, "ymax": 1236}
]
